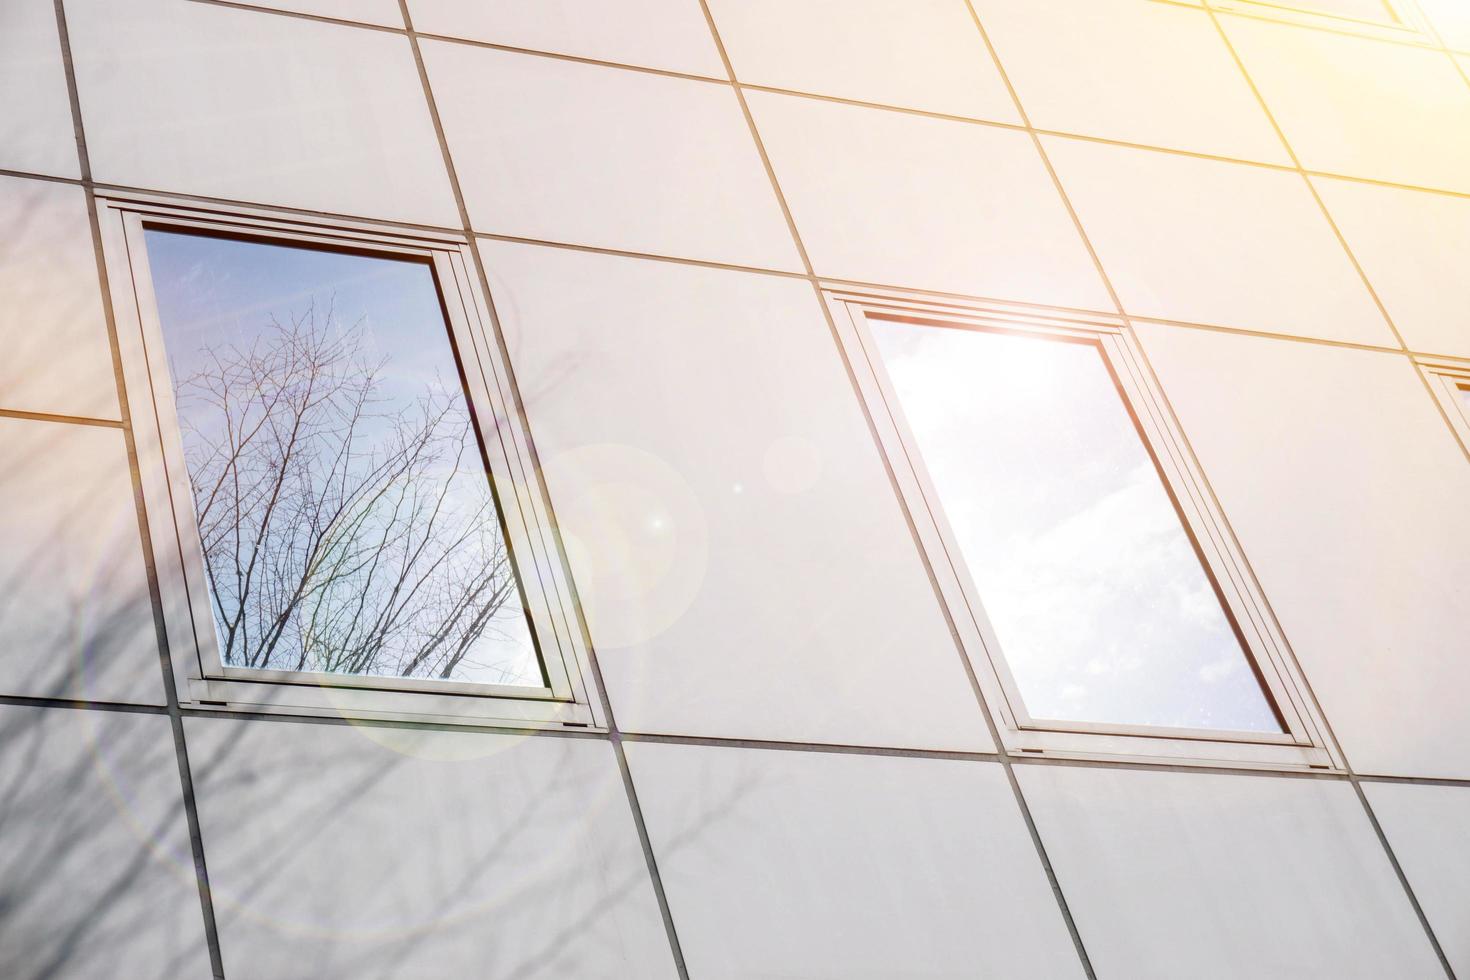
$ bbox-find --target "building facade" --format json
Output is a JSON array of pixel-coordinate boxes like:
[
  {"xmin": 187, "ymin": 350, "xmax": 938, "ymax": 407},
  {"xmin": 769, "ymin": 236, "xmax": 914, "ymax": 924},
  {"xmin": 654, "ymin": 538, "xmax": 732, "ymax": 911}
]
[{"xmin": 2, "ymin": 0, "xmax": 1470, "ymax": 977}]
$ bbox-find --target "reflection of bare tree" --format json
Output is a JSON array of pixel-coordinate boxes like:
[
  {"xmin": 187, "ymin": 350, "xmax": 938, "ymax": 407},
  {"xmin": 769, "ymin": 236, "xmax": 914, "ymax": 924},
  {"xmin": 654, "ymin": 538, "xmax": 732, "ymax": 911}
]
[{"xmin": 176, "ymin": 304, "xmax": 529, "ymax": 683}]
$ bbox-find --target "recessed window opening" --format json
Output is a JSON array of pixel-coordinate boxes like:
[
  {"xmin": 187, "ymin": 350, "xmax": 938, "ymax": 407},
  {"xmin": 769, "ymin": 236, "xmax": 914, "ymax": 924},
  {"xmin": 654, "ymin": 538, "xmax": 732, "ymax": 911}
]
[
  {"xmin": 829, "ymin": 287, "xmax": 1337, "ymax": 768},
  {"xmin": 867, "ymin": 317, "xmax": 1284, "ymax": 734},
  {"xmin": 144, "ymin": 230, "xmax": 546, "ymax": 691},
  {"xmin": 1416, "ymin": 360, "xmax": 1470, "ymax": 454}
]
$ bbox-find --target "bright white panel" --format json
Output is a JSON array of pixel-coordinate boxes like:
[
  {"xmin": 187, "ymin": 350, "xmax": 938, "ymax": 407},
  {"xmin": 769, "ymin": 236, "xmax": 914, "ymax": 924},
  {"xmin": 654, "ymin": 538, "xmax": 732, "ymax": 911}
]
[
  {"xmin": 187, "ymin": 718, "xmax": 678, "ymax": 979},
  {"xmin": 1136, "ymin": 326, "xmax": 1470, "ymax": 778},
  {"xmin": 65, "ymin": 0, "xmax": 459, "ymax": 226},
  {"xmin": 483, "ymin": 241, "xmax": 993, "ymax": 750},
  {"xmin": 423, "ymin": 43, "xmax": 800, "ymax": 270},
  {"xmin": 0, "ymin": 0, "xmax": 79, "ymax": 178},
  {"xmin": 0, "ymin": 176, "xmax": 118, "ymax": 420},
  {"xmin": 1020, "ymin": 765, "xmax": 1443, "ymax": 979},
  {"xmin": 1420, "ymin": 0, "xmax": 1470, "ymax": 50},
  {"xmin": 625, "ymin": 742, "xmax": 1084, "ymax": 979},
  {"xmin": 0, "ymin": 705, "xmax": 211, "ymax": 978},
  {"xmin": 748, "ymin": 92, "xmax": 1110, "ymax": 309},
  {"xmin": 1224, "ymin": 14, "xmax": 1470, "ymax": 193},
  {"xmin": 973, "ymin": 0, "xmax": 1287, "ymax": 164},
  {"xmin": 0, "ymin": 419, "xmax": 164, "ymax": 705},
  {"xmin": 1045, "ymin": 137, "xmax": 1392, "ymax": 345},
  {"xmin": 238, "ymin": 0, "xmax": 404, "ymax": 26},
  {"xmin": 706, "ymin": 0, "xmax": 1019, "ymax": 122},
  {"xmin": 1315, "ymin": 176, "xmax": 1470, "ymax": 357},
  {"xmin": 407, "ymin": 0, "xmax": 725, "ymax": 77},
  {"xmin": 1263, "ymin": 0, "xmax": 1401, "ymax": 19},
  {"xmin": 1364, "ymin": 782, "xmax": 1470, "ymax": 977}
]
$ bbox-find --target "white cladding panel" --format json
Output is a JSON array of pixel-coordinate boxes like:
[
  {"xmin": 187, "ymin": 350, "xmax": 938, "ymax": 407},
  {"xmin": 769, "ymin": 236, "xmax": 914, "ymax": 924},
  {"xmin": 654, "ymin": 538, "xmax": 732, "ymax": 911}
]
[
  {"xmin": 706, "ymin": 0, "xmax": 1019, "ymax": 122},
  {"xmin": 484, "ymin": 241, "xmax": 992, "ymax": 750},
  {"xmin": 65, "ymin": 0, "xmax": 460, "ymax": 226},
  {"xmin": 748, "ymin": 90, "xmax": 1111, "ymax": 308},
  {"xmin": 407, "ymin": 0, "xmax": 726, "ymax": 77},
  {"xmin": 422, "ymin": 43, "xmax": 801, "ymax": 271},
  {"xmin": 1315, "ymin": 175, "xmax": 1470, "ymax": 358},
  {"xmin": 1138, "ymin": 325, "xmax": 1470, "ymax": 779},
  {"xmin": 0, "ymin": 0, "xmax": 80, "ymax": 178},
  {"xmin": 5, "ymin": 1, "xmax": 1468, "ymax": 975},
  {"xmin": 626, "ymin": 742, "xmax": 1085, "ymax": 979},
  {"xmin": 0, "ymin": 176, "xmax": 118, "ymax": 421},
  {"xmin": 1044, "ymin": 136, "xmax": 1392, "ymax": 346},
  {"xmin": 0, "ymin": 705, "xmax": 212, "ymax": 978},
  {"xmin": 187, "ymin": 718, "xmax": 678, "ymax": 979},
  {"xmin": 1224, "ymin": 14, "xmax": 1470, "ymax": 193},
  {"xmin": 1020, "ymin": 764, "xmax": 1444, "ymax": 979},
  {"xmin": 0, "ymin": 418, "xmax": 164, "ymax": 705},
  {"xmin": 235, "ymin": 0, "xmax": 405, "ymax": 27},
  {"xmin": 973, "ymin": 0, "xmax": 1288, "ymax": 164},
  {"xmin": 1365, "ymin": 782, "xmax": 1470, "ymax": 979}
]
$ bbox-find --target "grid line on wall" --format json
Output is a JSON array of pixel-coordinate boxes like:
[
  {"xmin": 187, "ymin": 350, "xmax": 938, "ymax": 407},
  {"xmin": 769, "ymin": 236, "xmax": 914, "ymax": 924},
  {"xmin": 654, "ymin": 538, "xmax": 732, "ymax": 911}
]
[
  {"xmin": 167, "ymin": 0, "xmax": 1470, "ymax": 202},
  {"xmin": 47, "ymin": 1, "xmax": 228, "ymax": 977},
  {"xmin": 10, "ymin": 687, "xmax": 1470, "ymax": 791},
  {"xmin": 1414, "ymin": 1, "xmax": 1470, "ymax": 101},
  {"xmin": 180, "ymin": 0, "xmax": 1470, "ymax": 59},
  {"xmin": 8, "ymin": 152, "xmax": 1470, "ymax": 367},
  {"xmin": 1199, "ymin": 4, "xmax": 1459, "ymax": 974},
  {"xmin": 5, "ymin": 0, "xmax": 1469, "ymax": 747},
  {"xmin": 1207, "ymin": 15, "xmax": 1413, "ymax": 354},
  {"xmin": 5, "ymin": 1, "xmax": 1469, "ymax": 976},
  {"xmin": 690, "ymin": 0, "xmax": 1106, "ymax": 975},
  {"xmin": 0, "ymin": 407, "xmax": 123, "ymax": 428},
  {"xmin": 949, "ymin": 0, "xmax": 1390, "ymax": 833},
  {"xmin": 963, "ymin": 2, "xmax": 1459, "ymax": 976},
  {"xmin": 396, "ymin": 1, "xmax": 693, "ymax": 975}
]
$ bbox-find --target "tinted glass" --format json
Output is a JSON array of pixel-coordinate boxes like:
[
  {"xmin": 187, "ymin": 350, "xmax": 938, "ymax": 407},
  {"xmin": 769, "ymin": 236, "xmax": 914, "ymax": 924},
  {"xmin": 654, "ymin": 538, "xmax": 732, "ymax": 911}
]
[
  {"xmin": 870, "ymin": 319, "xmax": 1281, "ymax": 732},
  {"xmin": 145, "ymin": 231, "xmax": 543, "ymax": 688}
]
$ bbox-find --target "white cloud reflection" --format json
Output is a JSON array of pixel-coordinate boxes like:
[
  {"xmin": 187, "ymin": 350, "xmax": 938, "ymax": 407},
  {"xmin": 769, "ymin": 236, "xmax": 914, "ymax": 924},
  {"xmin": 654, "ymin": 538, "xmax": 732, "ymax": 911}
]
[{"xmin": 870, "ymin": 319, "xmax": 1280, "ymax": 732}]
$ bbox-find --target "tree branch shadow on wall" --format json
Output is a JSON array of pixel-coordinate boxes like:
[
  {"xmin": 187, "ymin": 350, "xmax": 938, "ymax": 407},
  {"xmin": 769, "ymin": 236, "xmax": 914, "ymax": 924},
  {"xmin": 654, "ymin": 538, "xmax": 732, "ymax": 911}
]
[
  {"xmin": 0, "ymin": 657, "xmax": 212, "ymax": 979},
  {"xmin": 184, "ymin": 720, "xmax": 760, "ymax": 980}
]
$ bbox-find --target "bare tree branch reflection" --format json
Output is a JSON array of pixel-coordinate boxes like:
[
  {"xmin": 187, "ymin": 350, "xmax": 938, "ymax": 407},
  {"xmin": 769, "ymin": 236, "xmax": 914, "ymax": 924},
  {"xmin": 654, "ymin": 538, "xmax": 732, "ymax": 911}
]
[{"xmin": 176, "ymin": 303, "xmax": 529, "ymax": 684}]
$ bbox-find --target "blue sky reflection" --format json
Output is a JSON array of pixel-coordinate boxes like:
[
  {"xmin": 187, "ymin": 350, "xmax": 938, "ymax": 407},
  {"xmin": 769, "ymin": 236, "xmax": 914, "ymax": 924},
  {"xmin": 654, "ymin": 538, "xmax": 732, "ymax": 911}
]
[{"xmin": 145, "ymin": 231, "xmax": 542, "ymax": 688}]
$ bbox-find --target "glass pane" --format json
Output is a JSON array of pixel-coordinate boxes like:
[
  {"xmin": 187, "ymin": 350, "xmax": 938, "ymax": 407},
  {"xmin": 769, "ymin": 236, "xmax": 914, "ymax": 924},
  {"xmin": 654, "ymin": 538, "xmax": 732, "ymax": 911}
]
[
  {"xmin": 145, "ymin": 230, "xmax": 544, "ymax": 688},
  {"xmin": 870, "ymin": 319, "xmax": 1281, "ymax": 732}
]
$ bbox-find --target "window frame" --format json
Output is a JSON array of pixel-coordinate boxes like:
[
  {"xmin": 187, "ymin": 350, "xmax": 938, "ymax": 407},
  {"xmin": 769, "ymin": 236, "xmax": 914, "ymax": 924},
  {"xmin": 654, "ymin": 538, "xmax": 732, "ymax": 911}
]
[
  {"xmin": 100, "ymin": 194, "xmax": 600, "ymax": 729},
  {"xmin": 826, "ymin": 287, "xmax": 1338, "ymax": 771},
  {"xmin": 1417, "ymin": 356, "xmax": 1470, "ymax": 452}
]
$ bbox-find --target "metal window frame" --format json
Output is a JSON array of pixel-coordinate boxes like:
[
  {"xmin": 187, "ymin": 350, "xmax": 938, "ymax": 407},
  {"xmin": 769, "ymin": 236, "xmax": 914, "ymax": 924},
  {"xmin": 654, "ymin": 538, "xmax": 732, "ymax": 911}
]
[
  {"xmin": 1203, "ymin": 0, "xmax": 1433, "ymax": 43},
  {"xmin": 1417, "ymin": 356, "xmax": 1470, "ymax": 451},
  {"xmin": 99, "ymin": 193, "xmax": 600, "ymax": 729},
  {"xmin": 827, "ymin": 287, "xmax": 1339, "ymax": 771}
]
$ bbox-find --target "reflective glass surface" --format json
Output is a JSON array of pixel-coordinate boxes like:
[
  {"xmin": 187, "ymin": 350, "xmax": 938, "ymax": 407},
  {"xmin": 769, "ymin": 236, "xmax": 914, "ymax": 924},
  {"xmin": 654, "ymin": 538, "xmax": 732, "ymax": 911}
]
[
  {"xmin": 146, "ymin": 231, "xmax": 543, "ymax": 688},
  {"xmin": 870, "ymin": 318, "xmax": 1281, "ymax": 732}
]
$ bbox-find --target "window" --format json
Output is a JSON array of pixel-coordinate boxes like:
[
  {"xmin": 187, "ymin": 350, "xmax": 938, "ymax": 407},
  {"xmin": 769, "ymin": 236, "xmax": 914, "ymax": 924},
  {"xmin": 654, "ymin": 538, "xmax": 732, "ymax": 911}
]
[
  {"xmin": 101, "ymin": 197, "xmax": 595, "ymax": 727},
  {"xmin": 1418, "ymin": 358, "xmax": 1470, "ymax": 453},
  {"xmin": 829, "ymin": 289, "xmax": 1335, "ymax": 769}
]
